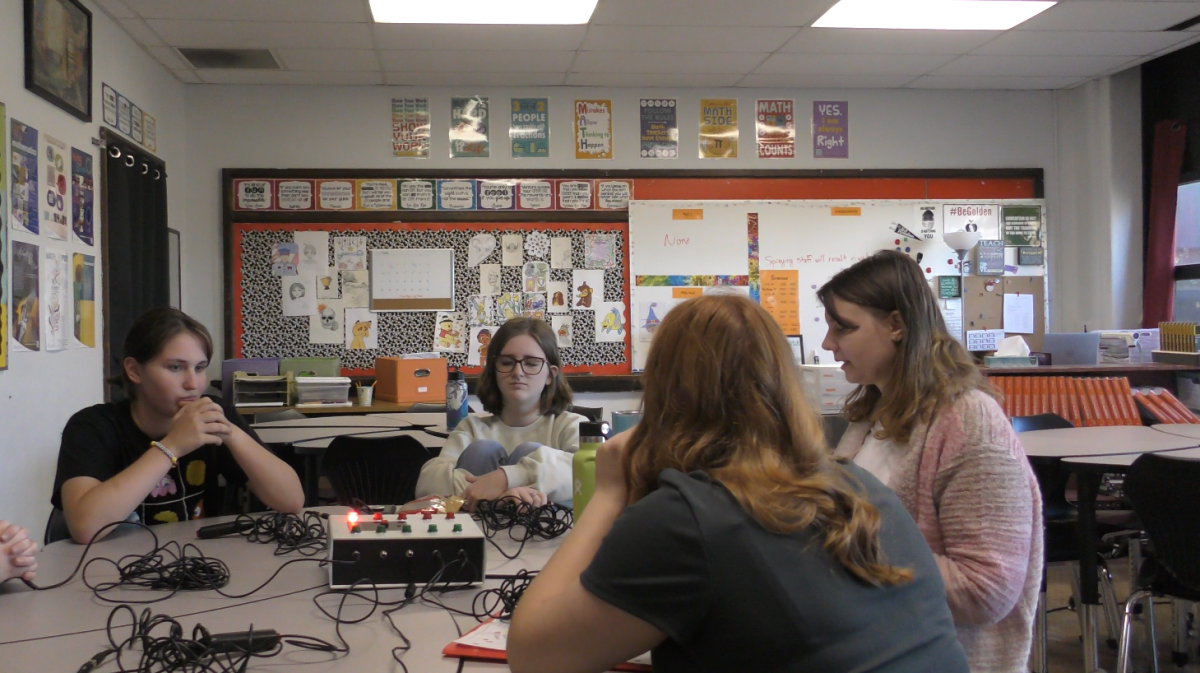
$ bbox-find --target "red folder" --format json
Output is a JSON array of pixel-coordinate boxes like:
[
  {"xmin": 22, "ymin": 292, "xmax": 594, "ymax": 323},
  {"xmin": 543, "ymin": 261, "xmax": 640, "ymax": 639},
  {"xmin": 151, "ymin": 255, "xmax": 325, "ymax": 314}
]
[{"xmin": 442, "ymin": 620, "xmax": 653, "ymax": 672}]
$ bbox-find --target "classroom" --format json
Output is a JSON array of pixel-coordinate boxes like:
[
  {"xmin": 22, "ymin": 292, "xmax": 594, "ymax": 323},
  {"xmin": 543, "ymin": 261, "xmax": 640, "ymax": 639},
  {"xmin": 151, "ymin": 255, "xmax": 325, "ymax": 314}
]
[{"xmin": 2, "ymin": 0, "xmax": 1200, "ymax": 671}]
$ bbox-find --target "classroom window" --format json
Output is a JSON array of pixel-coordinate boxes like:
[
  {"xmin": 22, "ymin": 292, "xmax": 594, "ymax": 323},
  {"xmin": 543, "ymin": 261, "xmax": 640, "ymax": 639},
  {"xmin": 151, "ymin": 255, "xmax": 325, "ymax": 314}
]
[{"xmin": 1173, "ymin": 177, "xmax": 1200, "ymax": 319}]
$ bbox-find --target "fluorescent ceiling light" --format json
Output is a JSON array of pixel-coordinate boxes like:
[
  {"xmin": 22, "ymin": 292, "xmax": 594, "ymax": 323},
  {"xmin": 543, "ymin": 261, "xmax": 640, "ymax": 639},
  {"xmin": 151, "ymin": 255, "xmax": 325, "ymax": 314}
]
[
  {"xmin": 813, "ymin": 0, "xmax": 1056, "ymax": 30},
  {"xmin": 369, "ymin": 0, "xmax": 599, "ymax": 24}
]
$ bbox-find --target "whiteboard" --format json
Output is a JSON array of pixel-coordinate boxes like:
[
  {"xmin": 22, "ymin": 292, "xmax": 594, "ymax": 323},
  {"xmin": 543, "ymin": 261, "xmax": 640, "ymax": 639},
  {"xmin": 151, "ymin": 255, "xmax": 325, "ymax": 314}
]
[
  {"xmin": 369, "ymin": 248, "xmax": 456, "ymax": 311},
  {"xmin": 629, "ymin": 199, "xmax": 1047, "ymax": 370}
]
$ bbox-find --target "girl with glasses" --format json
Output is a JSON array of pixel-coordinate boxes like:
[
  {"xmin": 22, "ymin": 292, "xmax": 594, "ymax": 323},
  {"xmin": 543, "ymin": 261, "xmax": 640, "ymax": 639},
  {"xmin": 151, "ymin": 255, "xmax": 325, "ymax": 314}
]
[
  {"xmin": 415, "ymin": 318, "xmax": 584, "ymax": 510},
  {"xmin": 508, "ymin": 294, "xmax": 969, "ymax": 673}
]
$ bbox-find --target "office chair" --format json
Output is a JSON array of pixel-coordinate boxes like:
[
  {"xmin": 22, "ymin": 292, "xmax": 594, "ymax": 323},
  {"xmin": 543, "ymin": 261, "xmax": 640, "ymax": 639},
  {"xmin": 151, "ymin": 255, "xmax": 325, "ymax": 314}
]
[{"xmin": 321, "ymin": 434, "xmax": 431, "ymax": 507}]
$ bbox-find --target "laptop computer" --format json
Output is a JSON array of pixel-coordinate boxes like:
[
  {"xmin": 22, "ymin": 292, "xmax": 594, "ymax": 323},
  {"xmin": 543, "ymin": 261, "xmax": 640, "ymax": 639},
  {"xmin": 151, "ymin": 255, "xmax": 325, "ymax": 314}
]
[{"xmin": 1041, "ymin": 332, "xmax": 1102, "ymax": 366}]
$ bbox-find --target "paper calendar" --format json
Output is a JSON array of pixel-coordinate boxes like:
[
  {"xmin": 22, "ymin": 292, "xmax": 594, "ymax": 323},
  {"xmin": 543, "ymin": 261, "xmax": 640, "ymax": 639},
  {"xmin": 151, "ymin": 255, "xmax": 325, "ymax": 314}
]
[{"xmin": 369, "ymin": 248, "xmax": 456, "ymax": 311}]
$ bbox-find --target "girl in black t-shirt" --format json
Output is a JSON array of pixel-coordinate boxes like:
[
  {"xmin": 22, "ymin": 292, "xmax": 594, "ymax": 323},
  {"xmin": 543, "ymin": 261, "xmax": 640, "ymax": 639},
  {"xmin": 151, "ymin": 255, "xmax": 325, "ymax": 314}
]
[{"xmin": 52, "ymin": 308, "xmax": 303, "ymax": 544}]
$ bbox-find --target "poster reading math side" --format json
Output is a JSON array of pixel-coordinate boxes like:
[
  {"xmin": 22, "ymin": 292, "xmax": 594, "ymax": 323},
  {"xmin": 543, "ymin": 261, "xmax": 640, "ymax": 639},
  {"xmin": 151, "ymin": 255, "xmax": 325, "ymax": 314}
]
[
  {"xmin": 699, "ymin": 99, "xmax": 737, "ymax": 159},
  {"xmin": 813, "ymin": 101, "xmax": 848, "ymax": 159},
  {"xmin": 640, "ymin": 99, "xmax": 677, "ymax": 159},
  {"xmin": 574, "ymin": 100, "xmax": 612, "ymax": 160},
  {"xmin": 756, "ymin": 99, "xmax": 795, "ymax": 159},
  {"xmin": 449, "ymin": 96, "xmax": 490, "ymax": 159},
  {"xmin": 392, "ymin": 98, "xmax": 430, "ymax": 158},
  {"xmin": 510, "ymin": 98, "xmax": 549, "ymax": 158}
]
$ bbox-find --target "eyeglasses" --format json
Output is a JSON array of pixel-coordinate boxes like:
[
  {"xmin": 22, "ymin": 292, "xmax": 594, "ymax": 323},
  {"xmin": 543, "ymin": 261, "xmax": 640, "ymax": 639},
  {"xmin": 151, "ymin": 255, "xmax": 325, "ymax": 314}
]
[{"xmin": 494, "ymin": 356, "xmax": 546, "ymax": 375}]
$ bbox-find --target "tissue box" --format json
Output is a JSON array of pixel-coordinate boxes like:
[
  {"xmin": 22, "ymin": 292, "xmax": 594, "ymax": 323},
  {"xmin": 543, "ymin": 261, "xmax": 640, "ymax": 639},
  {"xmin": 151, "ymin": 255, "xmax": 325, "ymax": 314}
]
[{"xmin": 375, "ymin": 356, "xmax": 447, "ymax": 403}]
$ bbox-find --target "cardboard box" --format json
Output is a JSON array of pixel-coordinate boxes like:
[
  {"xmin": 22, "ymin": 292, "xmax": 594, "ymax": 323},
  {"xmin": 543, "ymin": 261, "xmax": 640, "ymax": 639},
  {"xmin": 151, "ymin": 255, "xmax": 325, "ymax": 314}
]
[{"xmin": 375, "ymin": 357, "xmax": 448, "ymax": 404}]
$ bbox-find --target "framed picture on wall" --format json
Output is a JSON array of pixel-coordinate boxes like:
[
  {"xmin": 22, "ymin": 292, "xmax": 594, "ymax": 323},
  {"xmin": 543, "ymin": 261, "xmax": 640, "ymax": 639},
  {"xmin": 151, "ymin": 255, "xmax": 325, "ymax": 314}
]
[{"xmin": 24, "ymin": 0, "xmax": 93, "ymax": 122}]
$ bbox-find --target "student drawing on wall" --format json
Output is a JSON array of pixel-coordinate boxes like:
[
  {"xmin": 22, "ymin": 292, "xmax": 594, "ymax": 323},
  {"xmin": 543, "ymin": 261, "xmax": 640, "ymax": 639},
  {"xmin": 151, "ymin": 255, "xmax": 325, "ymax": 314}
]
[
  {"xmin": 288, "ymin": 283, "xmax": 305, "ymax": 301},
  {"xmin": 556, "ymin": 320, "xmax": 571, "ymax": 343},
  {"xmin": 317, "ymin": 304, "xmax": 339, "ymax": 333},
  {"xmin": 302, "ymin": 243, "xmax": 320, "ymax": 266},
  {"xmin": 599, "ymin": 306, "xmax": 625, "ymax": 336},
  {"xmin": 552, "ymin": 291, "xmax": 565, "ymax": 309},
  {"xmin": 437, "ymin": 316, "xmax": 462, "ymax": 350},
  {"xmin": 476, "ymin": 328, "xmax": 492, "ymax": 367},
  {"xmin": 575, "ymin": 281, "xmax": 594, "ymax": 308},
  {"xmin": 642, "ymin": 303, "xmax": 661, "ymax": 335},
  {"xmin": 349, "ymin": 320, "xmax": 372, "ymax": 349}
]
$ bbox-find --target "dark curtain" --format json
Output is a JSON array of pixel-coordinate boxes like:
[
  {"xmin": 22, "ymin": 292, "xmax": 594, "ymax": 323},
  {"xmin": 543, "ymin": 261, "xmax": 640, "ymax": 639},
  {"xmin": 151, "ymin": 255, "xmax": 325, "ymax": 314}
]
[
  {"xmin": 1142, "ymin": 120, "xmax": 1187, "ymax": 328},
  {"xmin": 104, "ymin": 137, "xmax": 169, "ymax": 400}
]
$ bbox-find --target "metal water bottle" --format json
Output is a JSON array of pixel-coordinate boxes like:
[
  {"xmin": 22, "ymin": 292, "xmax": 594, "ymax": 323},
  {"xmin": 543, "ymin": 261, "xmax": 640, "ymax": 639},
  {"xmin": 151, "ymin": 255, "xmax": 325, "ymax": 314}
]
[
  {"xmin": 572, "ymin": 421, "xmax": 609, "ymax": 516},
  {"xmin": 445, "ymin": 368, "xmax": 469, "ymax": 430}
]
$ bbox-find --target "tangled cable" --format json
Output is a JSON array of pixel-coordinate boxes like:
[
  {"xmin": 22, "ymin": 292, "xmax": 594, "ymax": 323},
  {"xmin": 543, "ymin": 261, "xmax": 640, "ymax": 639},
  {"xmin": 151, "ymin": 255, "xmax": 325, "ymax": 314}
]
[
  {"xmin": 472, "ymin": 497, "xmax": 573, "ymax": 559},
  {"xmin": 75, "ymin": 604, "xmax": 341, "ymax": 673},
  {"xmin": 469, "ymin": 569, "xmax": 537, "ymax": 621},
  {"xmin": 234, "ymin": 511, "xmax": 327, "ymax": 556}
]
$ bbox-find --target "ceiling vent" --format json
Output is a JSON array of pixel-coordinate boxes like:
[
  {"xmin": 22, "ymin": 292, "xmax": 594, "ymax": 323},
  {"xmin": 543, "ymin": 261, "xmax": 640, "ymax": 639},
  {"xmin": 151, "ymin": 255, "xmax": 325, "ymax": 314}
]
[
  {"xmin": 1165, "ymin": 13, "xmax": 1200, "ymax": 31},
  {"xmin": 178, "ymin": 48, "xmax": 280, "ymax": 70}
]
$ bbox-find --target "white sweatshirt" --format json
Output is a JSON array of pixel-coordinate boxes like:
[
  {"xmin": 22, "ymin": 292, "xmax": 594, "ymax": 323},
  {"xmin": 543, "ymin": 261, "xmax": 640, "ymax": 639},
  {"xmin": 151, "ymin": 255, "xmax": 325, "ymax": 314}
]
[{"xmin": 415, "ymin": 412, "xmax": 585, "ymax": 504}]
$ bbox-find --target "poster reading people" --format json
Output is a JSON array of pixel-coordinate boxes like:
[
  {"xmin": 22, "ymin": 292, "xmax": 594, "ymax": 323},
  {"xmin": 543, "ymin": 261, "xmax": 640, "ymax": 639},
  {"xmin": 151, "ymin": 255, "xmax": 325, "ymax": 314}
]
[
  {"xmin": 450, "ymin": 96, "xmax": 490, "ymax": 158},
  {"xmin": 392, "ymin": 97, "xmax": 430, "ymax": 158},
  {"xmin": 510, "ymin": 98, "xmax": 549, "ymax": 158}
]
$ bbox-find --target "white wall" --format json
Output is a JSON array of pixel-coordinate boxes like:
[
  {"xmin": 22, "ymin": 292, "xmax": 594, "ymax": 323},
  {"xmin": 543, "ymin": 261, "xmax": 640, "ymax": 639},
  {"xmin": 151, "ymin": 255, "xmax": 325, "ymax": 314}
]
[
  {"xmin": 1051, "ymin": 69, "xmax": 1144, "ymax": 332},
  {"xmin": 182, "ymin": 84, "xmax": 1060, "ymax": 367},
  {"xmin": 0, "ymin": 1, "xmax": 187, "ymax": 541}
]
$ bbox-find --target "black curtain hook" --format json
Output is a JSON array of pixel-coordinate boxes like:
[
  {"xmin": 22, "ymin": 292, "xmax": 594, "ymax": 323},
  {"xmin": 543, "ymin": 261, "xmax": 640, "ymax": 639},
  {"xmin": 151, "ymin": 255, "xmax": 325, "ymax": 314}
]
[
  {"xmin": 154, "ymin": 169, "xmax": 161, "ymax": 180},
  {"xmin": 125, "ymin": 155, "xmax": 135, "ymax": 167},
  {"xmin": 141, "ymin": 163, "xmax": 149, "ymax": 175},
  {"xmin": 109, "ymin": 146, "xmax": 121, "ymax": 158}
]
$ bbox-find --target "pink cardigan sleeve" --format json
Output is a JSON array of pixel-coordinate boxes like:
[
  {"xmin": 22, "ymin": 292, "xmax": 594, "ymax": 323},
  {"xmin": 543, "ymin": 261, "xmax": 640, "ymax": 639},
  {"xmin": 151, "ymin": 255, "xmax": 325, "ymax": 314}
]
[{"xmin": 926, "ymin": 401, "xmax": 1037, "ymax": 626}]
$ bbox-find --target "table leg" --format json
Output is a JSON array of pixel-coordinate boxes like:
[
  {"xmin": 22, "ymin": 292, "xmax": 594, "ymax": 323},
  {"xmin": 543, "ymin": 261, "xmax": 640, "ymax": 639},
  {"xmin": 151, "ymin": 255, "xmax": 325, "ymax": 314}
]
[
  {"xmin": 1077, "ymin": 471, "xmax": 1104, "ymax": 673},
  {"xmin": 304, "ymin": 455, "xmax": 319, "ymax": 508}
]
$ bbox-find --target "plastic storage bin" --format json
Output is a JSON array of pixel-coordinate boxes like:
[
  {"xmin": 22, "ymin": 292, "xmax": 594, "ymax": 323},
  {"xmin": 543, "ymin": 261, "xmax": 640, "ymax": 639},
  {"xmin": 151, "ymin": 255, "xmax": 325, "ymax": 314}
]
[
  {"xmin": 221, "ymin": 358, "xmax": 279, "ymax": 402},
  {"xmin": 233, "ymin": 373, "xmax": 289, "ymax": 408},
  {"xmin": 292, "ymin": 377, "xmax": 352, "ymax": 406},
  {"xmin": 799, "ymin": 364, "xmax": 856, "ymax": 415},
  {"xmin": 279, "ymin": 357, "xmax": 341, "ymax": 379},
  {"xmin": 374, "ymin": 356, "xmax": 447, "ymax": 404}
]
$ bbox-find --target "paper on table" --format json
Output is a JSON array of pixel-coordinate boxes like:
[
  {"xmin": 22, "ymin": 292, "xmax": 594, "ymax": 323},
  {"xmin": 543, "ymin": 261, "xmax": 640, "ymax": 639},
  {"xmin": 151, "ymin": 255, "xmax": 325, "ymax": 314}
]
[
  {"xmin": 452, "ymin": 620, "xmax": 652, "ymax": 665},
  {"xmin": 1002, "ymin": 293, "xmax": 1035, "ymax": 334}
]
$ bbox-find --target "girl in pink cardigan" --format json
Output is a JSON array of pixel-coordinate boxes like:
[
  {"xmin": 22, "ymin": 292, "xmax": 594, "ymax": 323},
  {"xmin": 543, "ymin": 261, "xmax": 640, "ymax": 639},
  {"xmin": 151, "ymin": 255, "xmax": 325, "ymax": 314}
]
[{"xmin": 818, "ymin": 250, "xmax": 1043, "ymax": 673}]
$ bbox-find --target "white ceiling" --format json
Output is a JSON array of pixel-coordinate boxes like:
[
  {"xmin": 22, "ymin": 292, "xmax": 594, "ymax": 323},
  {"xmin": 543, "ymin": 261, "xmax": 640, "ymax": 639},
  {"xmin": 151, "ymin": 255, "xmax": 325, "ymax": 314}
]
[{"xmin": 95, "ymin": 0, "xmax": 1200, "ymax": 89}]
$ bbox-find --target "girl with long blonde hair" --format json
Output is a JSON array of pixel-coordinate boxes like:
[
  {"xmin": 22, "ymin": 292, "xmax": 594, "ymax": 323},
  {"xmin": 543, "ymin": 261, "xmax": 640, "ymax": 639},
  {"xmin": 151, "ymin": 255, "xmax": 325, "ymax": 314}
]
[
  {"xmin": 509, "ymin": 294, "xmax": 968, "ymax": 673},
  {"xmin": 819, "ymin": 250, "xmax": 1042, "ymax": 673}
]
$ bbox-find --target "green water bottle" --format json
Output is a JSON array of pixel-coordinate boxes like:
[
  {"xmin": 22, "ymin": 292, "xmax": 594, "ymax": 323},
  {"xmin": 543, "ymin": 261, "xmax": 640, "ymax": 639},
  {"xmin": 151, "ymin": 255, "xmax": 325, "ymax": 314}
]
[{"xmin": 572, "ymin": 421, "xmax": 609, "ymax": 516}]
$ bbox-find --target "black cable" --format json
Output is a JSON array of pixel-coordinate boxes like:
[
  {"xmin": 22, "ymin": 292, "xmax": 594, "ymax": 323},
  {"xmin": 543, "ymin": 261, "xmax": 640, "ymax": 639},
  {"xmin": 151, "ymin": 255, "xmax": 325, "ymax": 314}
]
[
  {"xmin": 77, "ymin": 604, "xmax": 341, "ymax": 673},
  {"xmin": 472, "ymin": 497, "xmax": 572, "ymax": 560},
  {"xmin": 234, "ymin": 511, "xmax": 328, "ymax": 556},
  {"xmin": 469, "ymin": 569, "xmax": 537, "ymax": 621}
]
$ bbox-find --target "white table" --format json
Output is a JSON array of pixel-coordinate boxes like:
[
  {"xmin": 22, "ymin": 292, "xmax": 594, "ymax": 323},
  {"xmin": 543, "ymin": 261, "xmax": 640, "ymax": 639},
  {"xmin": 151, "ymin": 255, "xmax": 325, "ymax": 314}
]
[
  {"xmin": 253, "ymin": 415, "xmax": 414, "ymax": 430},
  {"xmin": 375, "ymin": 413, "xmax": 448, "ymax": 428},
  {"xmin": 1148, "ymin": 423, "xmax": 1200, "ymax": 440},
  {"xmin": 1018, "ymin": 425, "xmax": 1200, "ymax": 458},
  {"xmin": 0, "ymin": 508, "xmax": 564, "ymax": 673}
]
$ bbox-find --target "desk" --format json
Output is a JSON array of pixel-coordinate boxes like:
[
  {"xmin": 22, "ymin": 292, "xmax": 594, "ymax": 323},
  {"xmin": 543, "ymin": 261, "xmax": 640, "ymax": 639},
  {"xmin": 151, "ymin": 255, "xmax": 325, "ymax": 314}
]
[
  {"xmin": 0, "ymin": 508, "xmax": 563, "ymax": 673},
  {"xmin": 238, "ymin": 400, "xmax": 416, "ymax": 417},
  {"xmin": 1020, "ymin": 429, "xmax": 1200, "ymax": 672},
  {"xmin": 374, "ymin": 413, "xmax": 447, "ymax": 428},
  {"xmin": 1018, "ymin": 425, "xmax": 1199, "ymax": 458},
  {"xmin": 1148, "ymin": 423, "xmax": 1200, "ymax": 440},
  {"xmin": 253, "ymin": 416, "xmax": 414, "ymax": 430}
]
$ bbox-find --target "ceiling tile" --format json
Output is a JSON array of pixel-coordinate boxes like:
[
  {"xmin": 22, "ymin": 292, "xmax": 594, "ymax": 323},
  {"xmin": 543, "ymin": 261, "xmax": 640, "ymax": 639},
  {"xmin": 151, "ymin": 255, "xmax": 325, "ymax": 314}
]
[
  {"xmin": 171, "ymin": 69, "xmax": 203, "ymax": 84},
  {"xmin": 124, "ymin": 0, "xmax": 370, "ymax": 22},
  {"xmin": 1016, "ymin": 1, "xmax": 1200, "ymax": 31},
  {"xmin": 380, "ymin": 50, "xmax": 576, "ymax": 73},
  {"xmin": 118, "ymin": 18, "xmax": 165, "ymax": 47},
  {"xmin": 95, "ymin": 0, "xmax": 138, "ymax": 19},
  {"xmin": 565, "ymin": 73, "xmax": 743, "ymax": 86},
  {"xmin": 147, "ymin": 46, "xmax": 191, "ymax": 70},
  {"xmin": 195, "ymin": 70, "xmax": 384, "ymax": 85},
  {"xmin": 573, "ymin": 51, "xmax": 767, "ymax": 74},
  {"xmin": 907, "ymin": 75, "xmax": 1088, "ymax": 90},
  {"xmin": 384, "ymin": 72, "xmax": 566, "ymax": 86},
  {"xmin": 755, "ymin": 52, "xmax": 956, "ymax": 75},
  {"xmin": 737, "ymin": 73, "xmax": 918, "ymax": 88},
  {"xmin": 274, "ymin": 49, "xmax": 380, "ymax": 72},
  {"xmin": 973, "ymin": 30, "xmax": 1195, "ymax": 56},
  {"xmin": 591, "ymin": 0, "xmax": 834, "ymax": 26},
  {"xmin": 372, "ymin": 24, "xmax": 587, "ymax": 51},
  {"xmin": 931, "ymin": 54, "xmax": 1136, "ymax": 77},
  {"xmin": 146, "ymin": 20, "xmax": 372, "ymax": 49},
  {"xmin": 582, "ymin": 25, "xmax": 798, "ymax": 52},
  {"xmin": 782, "ymin": 28, "xmax": 1001, "ymax": 54}
]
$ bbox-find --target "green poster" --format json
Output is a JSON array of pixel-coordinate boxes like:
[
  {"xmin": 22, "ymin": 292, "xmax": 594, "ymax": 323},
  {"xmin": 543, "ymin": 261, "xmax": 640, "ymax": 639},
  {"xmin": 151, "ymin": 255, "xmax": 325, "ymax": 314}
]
[
  {"xmin": 449, "ymin": 96, "xmax": 489, "ymax": 158},
  {"xmin": 510, "ymin": 98, "xmax": 549, "ymax": 158},
  {"xmin": 1002, "ymin": 205, "xmax": 1042, "ymax": 247},
  {"xmin": 938, "ymin": 275, "xmax": 961, "ymax": 299}
]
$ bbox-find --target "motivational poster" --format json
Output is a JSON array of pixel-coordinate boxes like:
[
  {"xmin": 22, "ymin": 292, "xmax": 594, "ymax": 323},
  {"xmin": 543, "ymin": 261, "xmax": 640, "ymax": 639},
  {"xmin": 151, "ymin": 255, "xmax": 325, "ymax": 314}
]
[
  {"xmin": 574, "ymin": 100, "xmax": 612, "ymax": 160},
  {"xmin": 510, "ymin": 98, "xmax": 549, "ymax": 158},
  {"xmin": 699, "ymin": 99, "xmax": 738, "ymax": 159},
  {"xmin": 639, "ymin": 98, "xmax": 677, "ymax": 159}
]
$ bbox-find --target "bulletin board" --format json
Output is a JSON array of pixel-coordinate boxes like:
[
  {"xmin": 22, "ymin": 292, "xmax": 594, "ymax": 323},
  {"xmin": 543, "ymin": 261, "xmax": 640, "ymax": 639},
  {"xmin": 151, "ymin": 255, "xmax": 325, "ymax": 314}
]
[
  {"xmin": 231, "ymin": 222, "xmax": 630, "ymax": 376},
  {"xmin": 628, "ymin": 199, "xmax": 1048, "ymax": 369},
  {"xmin": 224, "ymin": 168, "xmax": 1044, "ymax": 382}
]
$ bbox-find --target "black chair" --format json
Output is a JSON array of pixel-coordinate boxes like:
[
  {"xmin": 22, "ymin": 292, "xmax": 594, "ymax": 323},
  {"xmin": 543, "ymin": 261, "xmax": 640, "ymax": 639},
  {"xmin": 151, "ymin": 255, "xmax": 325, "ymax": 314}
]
[
  {"xmin": 44, "ymin": 507, "xmax": 72, "ymax": 545},
  {"xmin": 320, "ymin": 434, "xmax": 431, "ymax": 507},
  {"xmin": 569, "ymin": 405, "xmax": 603, "ymax": 422},
  {"xmin": 1117, "ymin": 453, "xmax": 1200, "ymax": 673},
  {"xmin": 1014, "ymin": 413, "xmax": 1121, "ymax": 671},
  {"xmin": 406, "ymin": 402, "xmax": 480, "ymax": 414}
]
